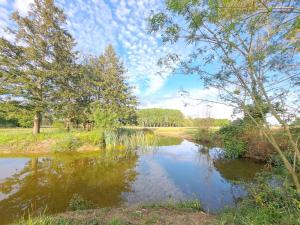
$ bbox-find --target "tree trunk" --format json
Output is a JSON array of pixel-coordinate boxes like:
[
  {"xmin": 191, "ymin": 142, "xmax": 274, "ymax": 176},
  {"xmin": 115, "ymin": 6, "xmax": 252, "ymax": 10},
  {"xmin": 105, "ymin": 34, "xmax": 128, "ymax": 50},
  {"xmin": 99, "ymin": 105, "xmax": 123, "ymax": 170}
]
[
  {"xmin": 65, "ymin": 118, "xmax": 71, "ymax": 132},
  {"xmin": 33, "ymin": 112, "xmax": 42, "ymax": 135}
]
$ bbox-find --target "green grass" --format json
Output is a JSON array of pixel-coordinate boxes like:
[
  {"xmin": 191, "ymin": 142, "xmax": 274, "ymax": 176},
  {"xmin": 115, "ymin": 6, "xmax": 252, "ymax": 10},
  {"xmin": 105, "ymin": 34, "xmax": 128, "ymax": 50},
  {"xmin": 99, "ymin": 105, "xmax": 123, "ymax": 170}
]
[
  {"xmin": 12, "ymin": 216, "xmax": 74, "ymax": 225},
  {"xmin": 0, "ymin": 128, "xmax": 65, "ymax": 144},
  {"xmin": 107, "ymin": 218, "xmax": 128, "ymax": 225},
  {"xmin": 10, "ymin": 201, "xmax": 213, "ymax": 225},
  {"xmin": 142, "ymin": 199, "xmax": 202, "ymax": 211},
  {"xmin": 0, "ymin": 127, "xmax": 159, "ymax": 154}
]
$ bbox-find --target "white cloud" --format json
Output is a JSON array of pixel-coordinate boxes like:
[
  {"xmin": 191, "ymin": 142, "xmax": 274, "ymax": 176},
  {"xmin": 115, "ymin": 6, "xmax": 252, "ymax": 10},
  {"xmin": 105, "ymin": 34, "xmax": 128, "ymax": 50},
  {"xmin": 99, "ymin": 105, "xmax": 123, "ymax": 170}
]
[
  {"xmin": 6, "ymin": 0, "xmax": 190, "ymax": 97},
  {"xmin": 0, "ymin": 0, "xmax": 7, "ymax": 5},
  {"xmin": 13, "ymin": 0, "xmax": 34, "ymax": 15}
]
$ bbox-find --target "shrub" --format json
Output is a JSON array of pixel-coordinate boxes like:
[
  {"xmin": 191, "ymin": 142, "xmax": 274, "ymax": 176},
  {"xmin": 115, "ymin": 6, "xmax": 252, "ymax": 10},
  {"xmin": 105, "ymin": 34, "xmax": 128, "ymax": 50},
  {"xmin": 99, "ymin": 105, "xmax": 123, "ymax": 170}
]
[
  {"xmin": 194, "ymin": 128, "xmax": 215, "ymax": 145},
  {"xmin": 218, "ymin": 119, "xmax": 248, "ymax": 159},
  {"xmin": 175, "ymin": 199, "xmax": 202, "ymax": 211},
  {"xmin": 217, "ymin": 167, "xmax": 300, "ymax": 225},
  {"xmin": 52, "ymin": 135, "xmax": 82, "ymax": 152},
  {"xmin": 68, "ymin": 194, "xmax": 92, "ymax": 211},
  {"xmin": 268, "ymin": 151, "xmax": 300, "ymax": 174},
  {"xmin": 78, "ymin": 129, "xmax": 105, "ymax": 147}
]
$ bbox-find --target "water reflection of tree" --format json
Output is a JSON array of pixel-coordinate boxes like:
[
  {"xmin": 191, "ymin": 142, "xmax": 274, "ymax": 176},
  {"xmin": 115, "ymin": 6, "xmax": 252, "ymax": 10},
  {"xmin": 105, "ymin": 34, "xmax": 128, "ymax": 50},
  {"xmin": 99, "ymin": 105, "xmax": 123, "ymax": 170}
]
[
  {"xmin": 0, "ymin": 151, "xmax": 138, "ymax": 224},
  {"xmin": 213, "ymin": 159, "xmax": 263, "ymax": 182},
  {"xmin": 196, "ymin": 145, "xmax": 262, "ymax": 210}
]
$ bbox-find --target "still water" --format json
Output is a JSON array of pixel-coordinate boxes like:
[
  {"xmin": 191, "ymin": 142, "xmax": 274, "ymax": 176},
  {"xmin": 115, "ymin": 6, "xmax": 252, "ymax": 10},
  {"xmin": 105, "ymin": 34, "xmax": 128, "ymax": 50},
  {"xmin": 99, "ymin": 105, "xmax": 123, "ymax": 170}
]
[{"xmin": 0, "ymin": 138, "xmax": 263, "ymax": 224}]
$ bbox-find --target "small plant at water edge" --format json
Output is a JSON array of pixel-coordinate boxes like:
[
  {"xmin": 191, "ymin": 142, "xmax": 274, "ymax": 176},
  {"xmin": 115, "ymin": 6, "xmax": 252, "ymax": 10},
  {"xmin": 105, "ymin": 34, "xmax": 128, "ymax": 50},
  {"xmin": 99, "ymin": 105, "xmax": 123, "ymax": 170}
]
[
  {"xmin": 143, "ymin": 199, "xmax": 202, "ymax": 211},
  {"xmin": 52, "ymin": 135, "xmax": 82, "ymax": 152},
  {"xmin": 218, "ymin": 119, "xmax": 248, "ymax": 159},
  {"xmin": 68, "ymin": 194, "xmax": 92, "ymax": 211},
  {"xmin": 217, "ymin": 167, "xmax": 300, "ymax": 225}
]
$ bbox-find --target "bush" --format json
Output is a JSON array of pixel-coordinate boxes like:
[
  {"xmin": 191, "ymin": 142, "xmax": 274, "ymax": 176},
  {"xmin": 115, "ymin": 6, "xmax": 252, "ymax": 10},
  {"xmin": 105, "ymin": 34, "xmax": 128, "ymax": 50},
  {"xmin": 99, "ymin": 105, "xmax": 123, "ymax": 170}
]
[
  {"xmin": 218, "ymin": 119, "xmax": 248, "ymax": 159},
  {"xmin": 194, "ymin": 128, "xmax": 215, "ymax": 145},
  {"xmin": 78, "ymin": 129, "xmax": 105, "ymax": 147},
  {"xmin": 52, "ymin": 135, "xmax": 82, "ymax": 152},
  {"xmin": 217, "ymin": 167, "xmax": 300, "ymax": 225},
  {"xmin": 268, "ymin": 151, "xmax": 300, "ymax": 174},
  {"xmin": 68, "ymin": 194, "xmax": 92, "ymax": 211}
]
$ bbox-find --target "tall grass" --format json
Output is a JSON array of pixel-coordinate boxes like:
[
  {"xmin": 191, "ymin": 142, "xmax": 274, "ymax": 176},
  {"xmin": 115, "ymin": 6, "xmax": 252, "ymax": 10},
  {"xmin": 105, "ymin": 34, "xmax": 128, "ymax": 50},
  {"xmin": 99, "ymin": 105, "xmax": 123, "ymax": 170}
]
[
  {"xmin": 103, "ymin": 128, "xmax": 157, "ymax": 150},
  {"xmin": 12, "ymin": 216, "xmax": 73, "ymax": 225}
]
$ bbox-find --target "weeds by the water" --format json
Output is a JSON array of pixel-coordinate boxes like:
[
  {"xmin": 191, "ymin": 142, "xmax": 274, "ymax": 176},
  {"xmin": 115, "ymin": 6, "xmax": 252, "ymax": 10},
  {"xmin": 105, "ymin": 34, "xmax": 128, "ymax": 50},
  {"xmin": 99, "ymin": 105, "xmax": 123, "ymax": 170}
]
[
  {"xmin": 12, "ymin": 216, "xmax": 73, "ymax": 225},
  {"xmin": 103, "ymin": 129, "xmax": 157, "ymax": 150},
  {"xmin": 216, "ymin": 165, "xmax": 300, "ymax": 225},
  {"xmin": 52, "ymin": 136, "xmax": 82, "ymax": 152},
  {"xmin": 0, "ymin": 128, "xmax": 158, "ymax": 153},
  {"xmin": 68, "ymin": 194, "xmax": 93, "ymax": 211},
  {"xmin": 107, "ymin": 218, "xmax": 129, "ymax": 225},
  {"xmin": 77, "ymin": 129, "xmax": 104, "ymax": 147},
  {"xmin": 142, "ymin": 199, "xmax": 202, "ymax": 211}
]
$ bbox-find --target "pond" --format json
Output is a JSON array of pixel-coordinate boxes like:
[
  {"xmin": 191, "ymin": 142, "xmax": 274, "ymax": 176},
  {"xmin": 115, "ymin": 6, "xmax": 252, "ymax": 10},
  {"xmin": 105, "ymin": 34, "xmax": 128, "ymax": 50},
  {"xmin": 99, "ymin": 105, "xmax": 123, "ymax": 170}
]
[{"xmin": 0, "ymin": 137, "xmax": 263, "ymax": 224}]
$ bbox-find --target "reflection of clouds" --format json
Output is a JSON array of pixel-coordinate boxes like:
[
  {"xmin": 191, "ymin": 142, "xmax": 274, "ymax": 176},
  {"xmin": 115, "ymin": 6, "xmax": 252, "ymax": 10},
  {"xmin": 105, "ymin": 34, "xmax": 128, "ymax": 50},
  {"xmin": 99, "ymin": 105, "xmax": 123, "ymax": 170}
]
[
  {"xmin": 154, "ymin": 140, "xmax": 201, "ymax": 162},
  {"xmin": 0, "ymin": 158, "xmax": 30, "ymax": 201},
  {"xmin": 0, "ymin": 140, "xmax": 261, "ymax": 215},
  {"xmin": 0, "ymin": 158, "xmax": 29, "ymax": 180},
  {"xmin": 133, "ymin": 140, "xmax": 249, "ymax": 212},
  {"xmin": 124, "ymin": 159, "xmax": 185, "ymax": 204}
]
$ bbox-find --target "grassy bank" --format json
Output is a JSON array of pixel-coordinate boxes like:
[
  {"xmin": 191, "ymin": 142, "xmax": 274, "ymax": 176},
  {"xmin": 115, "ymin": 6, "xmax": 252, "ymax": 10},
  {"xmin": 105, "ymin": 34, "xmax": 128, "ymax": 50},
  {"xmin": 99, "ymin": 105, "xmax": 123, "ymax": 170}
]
[
  {"xmin": 0, "ymin": 128, "xmax": 156, "ymax": 155},
  {"xmin": 13, "ymin": 201, "xmax": 215, "ymax": 225},
  {"xmin": 0, "ymin": 126, "xmax": 201, "ymax": 154}
]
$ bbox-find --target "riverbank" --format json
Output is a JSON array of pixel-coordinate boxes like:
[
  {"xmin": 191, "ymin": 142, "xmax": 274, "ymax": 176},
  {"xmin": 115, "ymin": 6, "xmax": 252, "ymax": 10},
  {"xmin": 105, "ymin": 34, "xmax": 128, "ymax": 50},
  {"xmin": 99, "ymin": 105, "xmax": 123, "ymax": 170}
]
[
  {"xmin": 0, "ymin": 127, "xmax": 200, "ymax": 155},
  {"xmin": 0, "ymin": 128, "xmax": 99, "ymax": 155},
  {"xmin": 13, "ymin": 204, "xmax": 216, "ymax": 225},
  {"xmin": 0, "ymin": 127, "xmax": 156, "ymax": 155}
]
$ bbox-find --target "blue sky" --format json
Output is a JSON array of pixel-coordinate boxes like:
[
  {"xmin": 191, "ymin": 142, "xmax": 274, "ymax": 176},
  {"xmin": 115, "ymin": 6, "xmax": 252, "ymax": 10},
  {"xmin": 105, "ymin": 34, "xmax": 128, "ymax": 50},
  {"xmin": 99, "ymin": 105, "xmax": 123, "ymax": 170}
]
[{"xmin": 0, "ymin": 0, "xmax": 234, "ymax": 119}]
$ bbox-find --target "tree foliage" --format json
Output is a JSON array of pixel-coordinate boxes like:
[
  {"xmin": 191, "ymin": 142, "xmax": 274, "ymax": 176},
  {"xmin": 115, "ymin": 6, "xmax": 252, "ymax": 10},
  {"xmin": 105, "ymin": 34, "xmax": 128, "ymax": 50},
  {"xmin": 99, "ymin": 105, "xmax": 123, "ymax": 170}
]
[{"xmin": 0, "ymin": 0, "xmax": 76, "ymax": 133}]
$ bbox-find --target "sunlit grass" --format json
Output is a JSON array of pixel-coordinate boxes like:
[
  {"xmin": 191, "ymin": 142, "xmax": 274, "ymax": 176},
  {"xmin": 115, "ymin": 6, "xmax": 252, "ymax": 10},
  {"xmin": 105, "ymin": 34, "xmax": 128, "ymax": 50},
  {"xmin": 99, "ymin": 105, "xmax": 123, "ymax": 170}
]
[
  {"xmin": 142, "ymin": 199, "xmax": 202, "ymax": 211},
  {"xmin": 0, "ymin": 127, "xmax": 159, "ymax": 153},
  {"xmin": 12, "ymin": 216, "xmax": 74, "ymax": 225}
]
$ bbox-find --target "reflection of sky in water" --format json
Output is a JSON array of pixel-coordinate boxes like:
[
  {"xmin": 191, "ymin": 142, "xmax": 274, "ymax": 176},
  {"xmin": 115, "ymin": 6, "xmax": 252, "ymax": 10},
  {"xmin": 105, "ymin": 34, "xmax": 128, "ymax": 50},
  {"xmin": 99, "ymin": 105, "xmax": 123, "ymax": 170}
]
[
  {"xmin": 0, "ymin": 158, "xmax": 30, "ymax": 201},
  {"xmin": 0, "ymin": 140, "xmax": 262, "ymax": 224},
  {"xmin": 0, "ymin": 158, "xmax": 30, "ymax": 180},
  {"xmin": 125, "ymin": 140, "xmax": 247, "ymax": 212}
]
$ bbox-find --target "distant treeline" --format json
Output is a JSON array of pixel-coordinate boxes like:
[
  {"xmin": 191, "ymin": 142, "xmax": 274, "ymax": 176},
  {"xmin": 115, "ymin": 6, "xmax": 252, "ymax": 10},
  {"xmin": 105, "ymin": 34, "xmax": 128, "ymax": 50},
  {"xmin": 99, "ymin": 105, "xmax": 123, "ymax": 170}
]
[
  {"xmin": 136, "ymin": 108, "xmax": 230, "ymax": 127},
  {"xmin": 187, "ymin": 118, "xmax": 230, "ymax": 127},
  {"xmin": 137, "ymin": 109, "xmax": 184, "ymax": 127}
]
